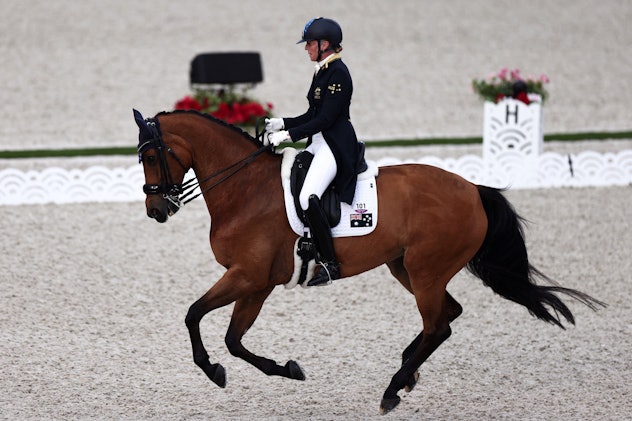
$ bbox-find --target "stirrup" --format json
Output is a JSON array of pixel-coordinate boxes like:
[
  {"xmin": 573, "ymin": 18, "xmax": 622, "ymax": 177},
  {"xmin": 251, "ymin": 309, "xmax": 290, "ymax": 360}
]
[{"xmin": 307, "ymin": 261, "xmax": 339, "ymax": 287}]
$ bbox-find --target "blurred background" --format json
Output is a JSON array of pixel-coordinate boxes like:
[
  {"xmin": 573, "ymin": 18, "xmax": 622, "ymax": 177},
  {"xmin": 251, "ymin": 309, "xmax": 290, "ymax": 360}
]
[{"xmin": 1, "ymin": 0, "xmax": 630, "ymax": 150}]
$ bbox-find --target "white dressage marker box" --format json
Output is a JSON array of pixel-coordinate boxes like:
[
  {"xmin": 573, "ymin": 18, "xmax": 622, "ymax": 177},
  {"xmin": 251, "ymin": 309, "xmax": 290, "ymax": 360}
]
[{"xmin": 483, "ymin": 97, "xmax": 543, "ymax": 162}]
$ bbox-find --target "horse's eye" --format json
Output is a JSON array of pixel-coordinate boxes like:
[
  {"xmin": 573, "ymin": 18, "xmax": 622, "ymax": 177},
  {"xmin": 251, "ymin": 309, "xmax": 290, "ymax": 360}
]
[{"xmin": 145, "ymin": 155, "xmax": 157, "ymax": 165}]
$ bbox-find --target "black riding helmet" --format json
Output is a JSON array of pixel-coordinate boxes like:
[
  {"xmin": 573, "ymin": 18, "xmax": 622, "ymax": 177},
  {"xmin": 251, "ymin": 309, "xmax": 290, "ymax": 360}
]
[{"xmin": 297, "ymin": 17, "xmax": 343, "ymax": 49}]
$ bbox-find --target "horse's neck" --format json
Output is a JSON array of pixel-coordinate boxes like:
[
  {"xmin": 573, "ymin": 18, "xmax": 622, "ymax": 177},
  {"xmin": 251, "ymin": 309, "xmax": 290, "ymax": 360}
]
[
  {"xmin": 183, "ymin": 120, "xmax": 278, "ymax": 218},
  {"xmin": 175, "ymin": 117, "xmax": 252, "ymax": 177}
]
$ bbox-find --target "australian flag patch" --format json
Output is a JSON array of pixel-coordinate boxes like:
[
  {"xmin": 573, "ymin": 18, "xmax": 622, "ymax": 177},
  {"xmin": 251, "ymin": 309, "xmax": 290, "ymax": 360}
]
[{"xmin": 350, "ymin": 212, "xmax": 373, "ymax": 228}]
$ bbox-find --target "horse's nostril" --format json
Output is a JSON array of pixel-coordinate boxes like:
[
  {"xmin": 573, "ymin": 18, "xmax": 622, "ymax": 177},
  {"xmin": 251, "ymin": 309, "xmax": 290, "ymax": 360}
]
[{"xmin": 149, "ymin": 208, "xmax": 167, "ymax": 223}]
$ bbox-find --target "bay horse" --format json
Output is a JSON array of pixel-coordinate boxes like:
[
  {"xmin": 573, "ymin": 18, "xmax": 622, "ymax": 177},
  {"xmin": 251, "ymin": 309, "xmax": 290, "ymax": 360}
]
[{"xmin": 134, "ymin": 109, "xmax": 603, "ymax": 414}]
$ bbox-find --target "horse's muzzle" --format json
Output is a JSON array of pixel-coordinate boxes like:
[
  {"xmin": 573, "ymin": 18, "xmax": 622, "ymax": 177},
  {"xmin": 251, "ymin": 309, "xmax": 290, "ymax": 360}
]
[
  {"xmin": 146, "ymin": 196, "xmax": 169, "ymax": 223},
  {"xmin": 148, "ymin": 206, "xmax": 168, "ymax": 223},
  {"xmin": 146, "ymin": 194, "xmax": 181, "ymax": 223}
]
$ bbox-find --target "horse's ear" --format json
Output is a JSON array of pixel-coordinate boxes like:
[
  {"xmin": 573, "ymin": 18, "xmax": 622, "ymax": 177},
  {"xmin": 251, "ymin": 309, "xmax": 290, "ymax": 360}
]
[
  {"xmin": 133, "ymin": 109, "xmax": 152, "ymax": 142},
  {"xmin": 133, "ymin": 108, "xmax": 146, "ymax": 130}
]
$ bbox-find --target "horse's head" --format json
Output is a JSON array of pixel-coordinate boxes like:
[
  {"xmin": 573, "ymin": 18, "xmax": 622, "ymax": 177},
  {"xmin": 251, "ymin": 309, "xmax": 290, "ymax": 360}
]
[{"xmin": 134, "ymin": 109, "xmax": 191, "ymax": 223}]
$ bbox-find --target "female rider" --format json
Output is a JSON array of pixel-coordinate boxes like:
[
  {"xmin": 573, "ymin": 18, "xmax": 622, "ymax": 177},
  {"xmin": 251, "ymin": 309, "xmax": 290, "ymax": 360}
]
[{"xmin": 266, "ymin": 17, "xmax": 362, "ymax": 286}]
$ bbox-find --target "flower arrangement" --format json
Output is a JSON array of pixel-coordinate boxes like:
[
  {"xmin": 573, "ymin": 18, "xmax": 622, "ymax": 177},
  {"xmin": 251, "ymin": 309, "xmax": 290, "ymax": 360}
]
[
  {"xmin": 472, "ymin": 68, "xmax": 550, "ymax": 104},
  {"xmin": 174, "ymin": 88, "xmax": 273, "ymax": 126}
]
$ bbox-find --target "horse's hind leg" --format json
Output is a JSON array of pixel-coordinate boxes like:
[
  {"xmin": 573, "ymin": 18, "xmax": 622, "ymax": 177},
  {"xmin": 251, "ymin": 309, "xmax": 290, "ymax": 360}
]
[
  {"xmin": 380, "ymin": 279, "xmax": 460, "ymax": 414},
  {"xmin": 399, "ymin": 292, "xmax": 463, "ymax": 392},
  {"xmin": 386, "ymin": 258, "xmax": 464, "ymax": 392},
  {"xmin": 225, "ymin": 289, "xmax": 306, "ymax": 381},
  {"xmin": 401, "ymin": 292, "xmax": 463, "ymax": 361},
  {"xmin": 386, "ymin": 257, "xmax": 419, "ymax": 391}
]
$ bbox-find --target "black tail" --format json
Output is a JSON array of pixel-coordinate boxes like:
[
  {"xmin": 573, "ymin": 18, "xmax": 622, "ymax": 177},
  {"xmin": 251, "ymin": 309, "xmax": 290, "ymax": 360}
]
[{"xmin": 466, "ymin": 185, "xmax": 605, "ymax": 329}]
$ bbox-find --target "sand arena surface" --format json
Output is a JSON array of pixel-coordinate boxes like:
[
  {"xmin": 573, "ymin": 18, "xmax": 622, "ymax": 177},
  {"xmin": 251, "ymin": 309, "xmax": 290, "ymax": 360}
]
[
  {"xmin": 1, "ymin": 187, "xmax": 631, "ymax": 419},
  {"xmin": 1, "ymin": 1, "xmax": 631, "ymax": 419}
]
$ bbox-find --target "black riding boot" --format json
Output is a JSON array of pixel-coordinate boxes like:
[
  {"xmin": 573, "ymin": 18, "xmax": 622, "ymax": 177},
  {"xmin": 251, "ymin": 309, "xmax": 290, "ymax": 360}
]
[{"xmin": 304, "ymin": 194, "xmax": 340, "ymax": 287}]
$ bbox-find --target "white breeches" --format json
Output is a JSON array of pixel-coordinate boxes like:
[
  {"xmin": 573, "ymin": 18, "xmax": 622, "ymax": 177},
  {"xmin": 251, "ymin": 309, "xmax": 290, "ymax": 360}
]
[{"xmin": 299, "ymin": 132, "xmax": 337, "ymax": 211}]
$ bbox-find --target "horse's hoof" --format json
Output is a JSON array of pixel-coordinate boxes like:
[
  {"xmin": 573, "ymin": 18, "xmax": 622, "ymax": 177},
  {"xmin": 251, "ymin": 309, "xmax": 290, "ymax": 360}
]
[
  {"xmin": 404, "ymin": 370, "xmax": 420, "ymax": 393},
  {"xmin": 379, "ymin": 395, "xmax": 401, "ymax": 415},
  {"xmin": 209, "ymin": 363, "xmax": 226, "ymax": 388},
  {"xmin": 285, "ymin": 360, "xmax": 306, "ymax": 381}
]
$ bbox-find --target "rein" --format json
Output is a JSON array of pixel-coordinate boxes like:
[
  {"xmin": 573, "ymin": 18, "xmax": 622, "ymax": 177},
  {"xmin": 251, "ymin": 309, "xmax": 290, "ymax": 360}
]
[
  {"xmin": 139, "ymin": 115, "xmax": 272, "ymax": 214},
  {"xmin": 179, "ymin": 144, "xmax": 271, "ymax": 205}
]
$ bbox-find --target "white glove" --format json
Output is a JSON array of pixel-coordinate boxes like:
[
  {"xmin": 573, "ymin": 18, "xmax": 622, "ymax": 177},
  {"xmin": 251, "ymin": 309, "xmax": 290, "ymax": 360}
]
[
  {"xmin": 266, "ymin": 130, "xmax": 290, "ymax": 147},
  {"xmin": 265, "ymin": 117, "xmax": 284, "ymax": 132}
]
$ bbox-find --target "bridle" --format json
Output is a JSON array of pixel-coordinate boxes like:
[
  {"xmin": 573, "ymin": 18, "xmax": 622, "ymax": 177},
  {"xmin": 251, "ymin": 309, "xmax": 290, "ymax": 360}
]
[{"xmin": 138, "ymin": 116, "xmax": 272, "ymax": 216}]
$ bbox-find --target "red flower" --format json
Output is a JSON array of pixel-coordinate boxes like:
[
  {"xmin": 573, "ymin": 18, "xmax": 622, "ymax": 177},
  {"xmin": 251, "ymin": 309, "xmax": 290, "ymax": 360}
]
[
  {"xmin": 514, "ymin": 91, "xmax": 530, "ymax": 105},
  {"xmin": 174, "ymin": 91, "xmax": 273, "ymax": 125},
  {"xmin": 174, "ymin": 96, "xmax": 202, "ymax": 111},
  {"xmin": 494, "ymin": 91, "xmax": 530, "ymax": 105},
  {"xmin": 212, "ymin": 102, "xmax": 231, "ymax": 121}
]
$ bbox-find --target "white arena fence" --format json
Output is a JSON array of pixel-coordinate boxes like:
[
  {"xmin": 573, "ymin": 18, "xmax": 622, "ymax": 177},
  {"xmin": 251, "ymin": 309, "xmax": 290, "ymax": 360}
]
[
  {"xmin": 1, "ymin": 99, "xmax": 631, "ymax": 205},
  {"xmin": 1, "ymin": 148, "xmax": 631, "ymax": 206}
]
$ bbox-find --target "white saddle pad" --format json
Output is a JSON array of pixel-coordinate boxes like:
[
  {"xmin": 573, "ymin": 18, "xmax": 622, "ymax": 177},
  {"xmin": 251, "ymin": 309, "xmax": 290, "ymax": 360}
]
[{"xmin": 280, "ymin": 148, "xmax": 379, "ymax": 237}]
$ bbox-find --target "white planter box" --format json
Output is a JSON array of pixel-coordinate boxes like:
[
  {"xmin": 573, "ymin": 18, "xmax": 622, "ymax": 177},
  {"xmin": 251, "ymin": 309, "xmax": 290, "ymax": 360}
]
[{"xmin": 483, "ymin": 97, "xmax": 543, "ymax": 162}]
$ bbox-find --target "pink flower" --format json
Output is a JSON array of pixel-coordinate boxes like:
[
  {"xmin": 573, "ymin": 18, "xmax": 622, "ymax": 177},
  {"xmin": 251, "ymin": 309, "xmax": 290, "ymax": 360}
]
[
  {"xmin": 540, "ymin": 74, "xmax": 550, "ymax": 83},
  {"xmin": 510, "ymin": 68, "xmax": 521, "ymax": 80},
  {"xmin": 498, "ymin": 68, "xmax": 508, "ymax": 80}
]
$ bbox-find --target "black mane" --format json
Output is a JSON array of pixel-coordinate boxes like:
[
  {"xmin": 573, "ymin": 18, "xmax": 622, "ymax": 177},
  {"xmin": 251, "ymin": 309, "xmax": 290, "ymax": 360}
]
[{"xmin": 155, "ymin": 109, "xmax": 266, "ymax": 148}]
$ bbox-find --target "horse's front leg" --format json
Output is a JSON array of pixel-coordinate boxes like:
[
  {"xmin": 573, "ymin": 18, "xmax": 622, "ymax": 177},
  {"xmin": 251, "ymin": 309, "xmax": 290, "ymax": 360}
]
[
  {"xmin": 184, "ymin": 268, "xmax": 261, "ymax": 388},
  {"xmin": 225, "ymin": 289, "xmax": 306, "ymax": 381}
]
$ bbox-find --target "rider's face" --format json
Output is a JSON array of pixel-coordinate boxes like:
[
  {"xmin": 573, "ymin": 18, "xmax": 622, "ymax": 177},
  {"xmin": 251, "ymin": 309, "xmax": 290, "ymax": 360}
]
[
  {"xmin": 305, "ymin": 40, "xmax": 319, "ymax": 61},
  {"xmin": 305, "ymin": 39, "xmax": 330, "ymax": 62}
]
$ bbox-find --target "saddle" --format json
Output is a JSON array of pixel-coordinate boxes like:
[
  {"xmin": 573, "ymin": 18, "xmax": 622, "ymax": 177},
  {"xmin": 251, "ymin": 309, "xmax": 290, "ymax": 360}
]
[
  {"xmin": 289, "ymin": 142, "xmax": 368, "ymax": 227},
  {"xmin": 285, "ymin": 143, "xmax": 372, "ymax": 288}
]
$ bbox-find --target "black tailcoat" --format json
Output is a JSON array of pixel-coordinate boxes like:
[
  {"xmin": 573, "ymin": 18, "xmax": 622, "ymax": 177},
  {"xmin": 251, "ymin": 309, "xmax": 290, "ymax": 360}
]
[{"xmin": 283, "ymin": 57, "xmax": 360, "ymax": 205}]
